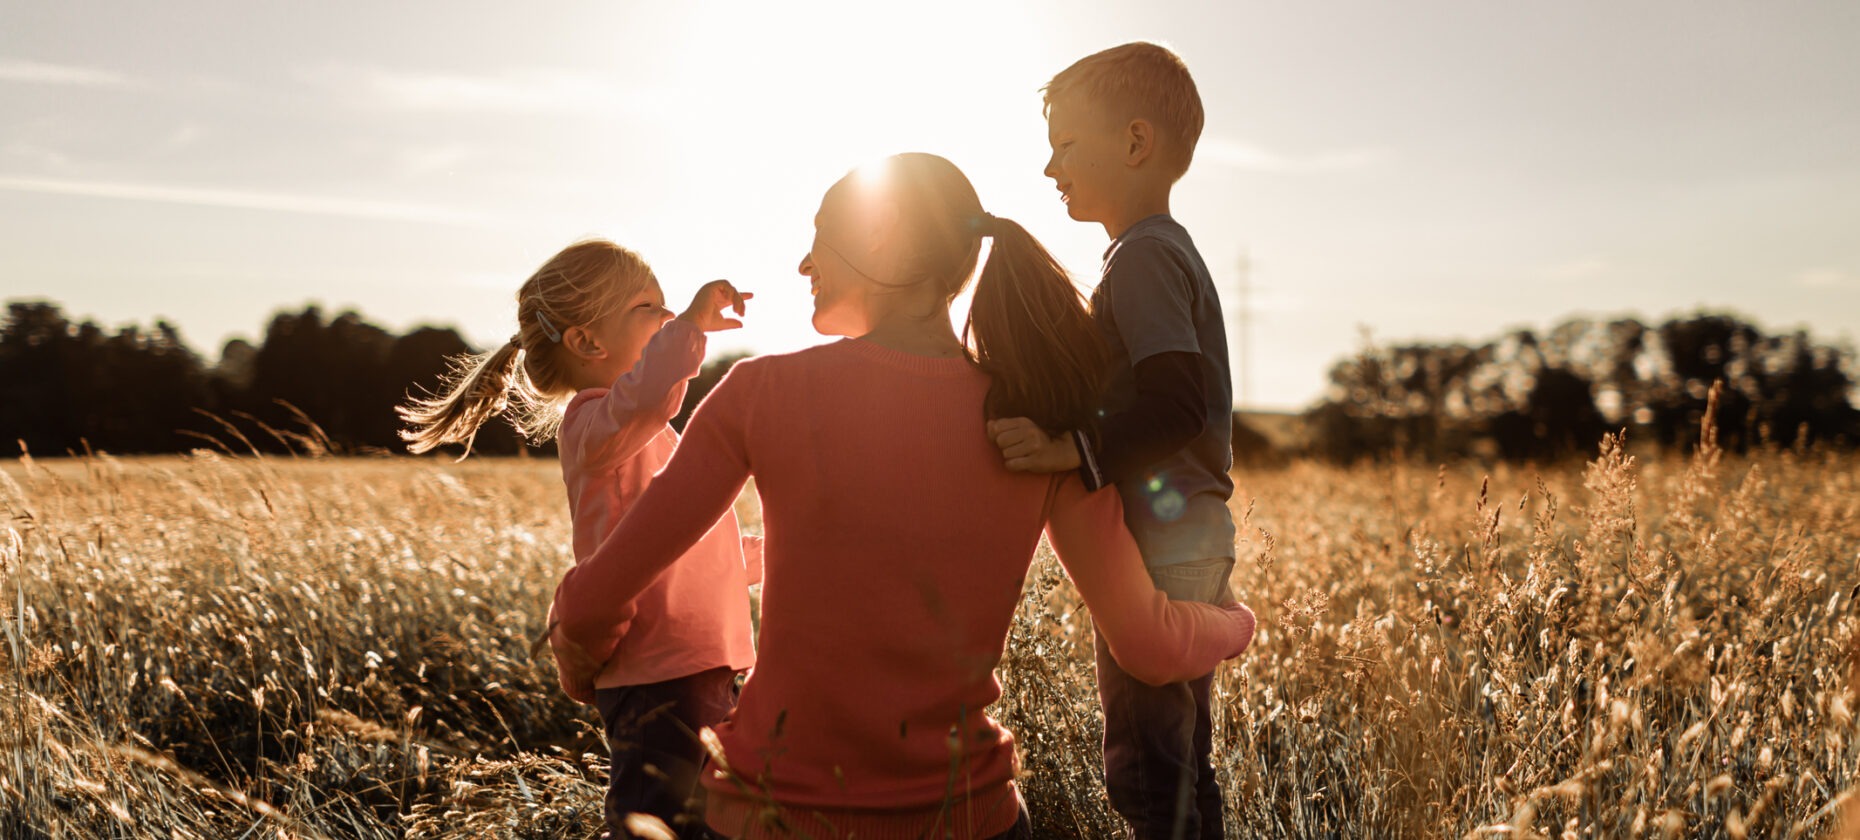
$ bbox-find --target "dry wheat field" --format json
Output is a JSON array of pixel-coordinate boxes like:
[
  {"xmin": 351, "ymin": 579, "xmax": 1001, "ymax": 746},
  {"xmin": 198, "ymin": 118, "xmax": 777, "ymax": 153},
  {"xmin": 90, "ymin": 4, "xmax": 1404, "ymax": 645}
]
[{"xmin": 2, "ymin": 430, "xmax": 1858, "ymax": 839}]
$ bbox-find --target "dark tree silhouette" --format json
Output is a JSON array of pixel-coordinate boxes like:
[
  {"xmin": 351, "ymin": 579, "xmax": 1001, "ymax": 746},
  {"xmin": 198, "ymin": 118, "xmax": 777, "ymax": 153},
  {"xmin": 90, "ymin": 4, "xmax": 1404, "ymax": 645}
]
[
  {"xmin": 6, "ymin": 299, "xmax": 1851, "ymax": 461},
  {"xmin": 1307, "ymin": 312, "xmax": 1858, "ymax": 462},
  {"xmin": 673, "ymin": 351, "xmax": 753, "ymax": 432},
  {"xmin": 0, "ymin": 302, "xmax": 209, "ymax": 455},
  {"xmin": 1, "ymin": 301, "xmax": 556, "ymax": 456}
]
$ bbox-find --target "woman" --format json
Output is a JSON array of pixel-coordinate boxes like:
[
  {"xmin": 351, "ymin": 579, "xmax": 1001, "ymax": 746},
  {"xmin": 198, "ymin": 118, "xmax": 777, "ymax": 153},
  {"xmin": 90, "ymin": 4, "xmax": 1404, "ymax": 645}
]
[{"xmin": 552, "ymin": 153, "xmax": 1255, "ymax": 839}]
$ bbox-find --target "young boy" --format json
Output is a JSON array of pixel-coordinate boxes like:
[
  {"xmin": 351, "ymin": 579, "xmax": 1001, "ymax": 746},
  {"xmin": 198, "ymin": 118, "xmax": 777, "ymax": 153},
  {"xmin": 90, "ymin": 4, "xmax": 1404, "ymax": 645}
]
[{"xmin": 987, "ymin": 42, "xmax": 1238, "ymax": 839}]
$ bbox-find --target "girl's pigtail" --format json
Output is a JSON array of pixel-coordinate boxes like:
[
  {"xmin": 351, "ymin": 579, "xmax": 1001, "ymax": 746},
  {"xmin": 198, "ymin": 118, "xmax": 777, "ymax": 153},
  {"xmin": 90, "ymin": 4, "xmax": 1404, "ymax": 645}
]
[
  {"xmin": 398, "ymin": 337, "xmax": 528, "ymax": 457},
  {"xmin": 965, "ymin": 217, "xmax": 1109, "ymax": 432}
]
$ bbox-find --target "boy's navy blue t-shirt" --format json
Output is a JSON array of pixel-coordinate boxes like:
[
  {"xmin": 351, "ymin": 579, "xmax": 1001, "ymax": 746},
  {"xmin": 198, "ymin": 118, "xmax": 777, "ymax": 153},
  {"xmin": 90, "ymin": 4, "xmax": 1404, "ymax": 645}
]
[{"xmin": 1090, "ymin": 214, "xmax": 1237, "ymax": 567}]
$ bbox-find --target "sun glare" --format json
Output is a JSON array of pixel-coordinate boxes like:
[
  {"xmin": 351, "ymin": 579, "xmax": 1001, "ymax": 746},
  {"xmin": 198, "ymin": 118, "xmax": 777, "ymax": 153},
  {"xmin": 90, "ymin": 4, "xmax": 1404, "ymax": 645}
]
[{"xmin": 561, "ymin": 1, "xmax": 1063, "ymax": 359}]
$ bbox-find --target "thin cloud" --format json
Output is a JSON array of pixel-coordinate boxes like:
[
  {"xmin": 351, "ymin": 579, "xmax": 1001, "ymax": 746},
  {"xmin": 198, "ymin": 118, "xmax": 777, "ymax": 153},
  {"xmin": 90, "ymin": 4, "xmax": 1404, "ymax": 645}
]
[
  {"xmin": 397, "ymin": 145, "xmax": 475, "ymax": 178},
  {"xmin": 1198, "ymin": 137, "xmax": 1390, "ymax": 173},
  {"xmin": 1797, "ymin": 268, "xmax": 1858, "ymax": 290},
  {"xmin": 1537, "ymin": 258, "xmax": 1615, "ymax": 281},
  {"xmin": 299, "ymin": 63, "xmax": 663, "ymax": 116},
  {"xmin": 2, "ymin": 142, "xmax": 72, "ymax": 168},
  {"xmin": 0, "ymin": 58, "xmax": 135, "ymax": 88},
  {"xmin": 162, "ymin": 124, "xmax": 206, "ymax": 151},
  {"xmin": 0, "ymin": 174, "xmax": 488, "ymax": 226}
]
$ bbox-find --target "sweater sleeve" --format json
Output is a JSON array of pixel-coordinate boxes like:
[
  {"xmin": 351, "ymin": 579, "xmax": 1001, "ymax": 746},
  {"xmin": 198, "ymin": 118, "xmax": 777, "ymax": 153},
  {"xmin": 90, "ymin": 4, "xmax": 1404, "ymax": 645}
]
[
  {"xmin": 552, "ymin": 357, "xmax": 758, "ymax": 668},
  {"xmin": 1044, "ymin": 476, "xmax": 1255, "ymax": 685},
  {"xmin": 1079, "ymin": 351, "xmax": 1207, "ymax": 490},
  {"xmin": 565, "ymin": 319, "xmax": 707, "ymax": 470}
]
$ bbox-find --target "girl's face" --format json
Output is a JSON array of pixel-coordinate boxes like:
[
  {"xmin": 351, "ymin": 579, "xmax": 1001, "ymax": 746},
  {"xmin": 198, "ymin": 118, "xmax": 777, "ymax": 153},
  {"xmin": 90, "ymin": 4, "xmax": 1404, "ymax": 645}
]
[{"xmin": 585, "ymin": 275, "xmax": 671, "ymax": 376}]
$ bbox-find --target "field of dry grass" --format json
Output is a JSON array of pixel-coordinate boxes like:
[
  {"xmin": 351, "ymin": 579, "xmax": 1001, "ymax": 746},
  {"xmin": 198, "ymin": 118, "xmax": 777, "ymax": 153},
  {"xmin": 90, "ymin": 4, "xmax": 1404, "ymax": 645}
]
[{"xmin": 3, "ymin": 427, "xmax": 1858, "ymax": 838}]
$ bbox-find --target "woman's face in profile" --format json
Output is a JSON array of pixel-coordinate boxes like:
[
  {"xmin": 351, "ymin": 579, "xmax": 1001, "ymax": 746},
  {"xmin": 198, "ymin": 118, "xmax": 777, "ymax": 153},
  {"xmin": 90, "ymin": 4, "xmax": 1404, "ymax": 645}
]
[{"xmin": 798, "ymin": 188, "xmax": 881, "ymax": 338}]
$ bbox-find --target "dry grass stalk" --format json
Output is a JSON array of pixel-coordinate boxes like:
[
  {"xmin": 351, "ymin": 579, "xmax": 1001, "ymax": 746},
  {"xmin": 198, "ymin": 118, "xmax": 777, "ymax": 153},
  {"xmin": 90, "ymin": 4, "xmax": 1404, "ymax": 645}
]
[{"xmin": 1, "ymin": 427, "xmax": 1855, "ymax": 837}]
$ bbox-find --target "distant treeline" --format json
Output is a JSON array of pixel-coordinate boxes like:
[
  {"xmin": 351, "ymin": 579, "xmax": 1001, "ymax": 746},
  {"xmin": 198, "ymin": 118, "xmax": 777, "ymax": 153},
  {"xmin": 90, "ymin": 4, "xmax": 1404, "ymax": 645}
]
[
  {"xmin": 4, "ymin": 301, "xmax": 1855, "ymax": 462},
  {"xmin": 1304, "ymin": 313, "xmax": 1860, "ymax": 462},
  {"xmin": 0, "ymin": 301, "xmax": 743, "ymax": 458}
]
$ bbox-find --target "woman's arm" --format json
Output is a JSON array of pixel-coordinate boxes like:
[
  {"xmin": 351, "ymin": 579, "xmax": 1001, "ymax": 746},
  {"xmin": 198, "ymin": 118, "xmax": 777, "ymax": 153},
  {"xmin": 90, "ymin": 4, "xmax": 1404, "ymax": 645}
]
[
  {"xmin": 552, "ymin": 358, "xmax": 761, "ymax": 671},
  {"xmin": 1045, "ymin": 476, "xmax": 1255, "ymax": 686},
  {"xmin": 565, "ymin": 319, "xmax": 707, "ymax": 470}
]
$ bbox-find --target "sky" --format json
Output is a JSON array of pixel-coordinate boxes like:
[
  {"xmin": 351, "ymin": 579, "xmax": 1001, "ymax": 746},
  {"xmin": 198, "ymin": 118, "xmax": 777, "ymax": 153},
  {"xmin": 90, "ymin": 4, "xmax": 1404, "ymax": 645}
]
[{"xmin": 3, "ymin": 0, "xmax": 1857, "ymax": 411}]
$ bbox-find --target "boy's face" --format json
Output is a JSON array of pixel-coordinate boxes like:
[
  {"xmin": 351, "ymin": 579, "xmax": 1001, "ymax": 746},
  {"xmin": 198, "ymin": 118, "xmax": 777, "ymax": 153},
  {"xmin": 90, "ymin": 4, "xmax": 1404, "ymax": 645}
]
[{"xmin": 1043, "ymin": 93, "xmax": 1126, "ymax": 226}]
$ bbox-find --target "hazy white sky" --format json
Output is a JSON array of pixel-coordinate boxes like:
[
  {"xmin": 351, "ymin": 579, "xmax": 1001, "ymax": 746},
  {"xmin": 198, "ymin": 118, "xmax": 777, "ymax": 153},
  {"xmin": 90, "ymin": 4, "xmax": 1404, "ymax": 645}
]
[{"xmin": 4, "ymin": 0, "xmax": 1857, "ymax": 410}]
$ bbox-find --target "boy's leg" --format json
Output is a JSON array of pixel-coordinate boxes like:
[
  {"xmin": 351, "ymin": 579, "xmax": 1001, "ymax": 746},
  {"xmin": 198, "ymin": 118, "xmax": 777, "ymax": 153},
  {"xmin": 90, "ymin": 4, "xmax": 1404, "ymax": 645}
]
[
  {"xmin": 1190, "ymin": 668, "xmax": 1222, "ymax": 840},
  {"xmin": 1095, "ymin": 556, "xmax": 1234, "ymax": 840},
  {"xmin": 594, "ymin": 666, "xmax": 741, "ymax": 839},
  {"xmin": 1095, "ymin": 636, "xmax": 1199, "ymax": 839}
]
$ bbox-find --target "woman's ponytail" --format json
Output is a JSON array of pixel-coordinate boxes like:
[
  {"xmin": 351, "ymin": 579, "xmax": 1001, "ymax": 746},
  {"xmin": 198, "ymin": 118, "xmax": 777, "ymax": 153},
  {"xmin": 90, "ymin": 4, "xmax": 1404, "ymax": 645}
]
[
  {"xmin": 397, "ymin": 338, "xmax": 533, "ymax": 457},
  {"xmin": 841, "ymin": 153, "xmax": 1107, "ymax": 432},
  {"xmin": 964, "ymin": 217, "xmax": 1108, "ymax": 432}
]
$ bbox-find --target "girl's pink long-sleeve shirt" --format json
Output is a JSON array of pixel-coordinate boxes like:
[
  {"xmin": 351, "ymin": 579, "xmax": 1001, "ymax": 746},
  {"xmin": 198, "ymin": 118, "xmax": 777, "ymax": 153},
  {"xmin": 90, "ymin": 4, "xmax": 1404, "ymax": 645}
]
[
  {"xmin": 553, "ymin": 338, "xmax": 1255, "ymax": 839},
  {"xmin": 553, "ymin": 319, "xmax": 757, "ymax": 690}
]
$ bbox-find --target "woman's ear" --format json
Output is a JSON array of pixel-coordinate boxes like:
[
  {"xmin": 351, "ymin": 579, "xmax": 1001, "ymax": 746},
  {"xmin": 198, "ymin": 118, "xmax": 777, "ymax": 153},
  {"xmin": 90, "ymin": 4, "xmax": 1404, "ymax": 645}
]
[
  {"xmin": 1125, "ymin": 118, "xmax": 1155, "ymax": 167},
  {"xmin": 561, "ymin": 325, "xmax": 606, "ymax": 361}
]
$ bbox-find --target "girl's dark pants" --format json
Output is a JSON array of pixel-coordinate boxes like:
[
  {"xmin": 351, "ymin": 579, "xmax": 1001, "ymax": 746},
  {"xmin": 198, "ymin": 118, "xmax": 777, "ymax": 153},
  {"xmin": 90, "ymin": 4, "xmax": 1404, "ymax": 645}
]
[
  {"xmin": 594, "ymin": 666, "xmax": 739, "ymax": 839},
  {"xmin": 983, "ymin": 803, "xmax": 1035, "ymax": 840}
]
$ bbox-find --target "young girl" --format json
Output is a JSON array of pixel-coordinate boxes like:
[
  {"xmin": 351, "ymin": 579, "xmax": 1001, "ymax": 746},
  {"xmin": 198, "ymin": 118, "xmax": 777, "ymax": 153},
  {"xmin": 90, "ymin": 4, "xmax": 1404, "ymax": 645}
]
[{"xmin": 398, "ymin": 239, "xmax": 759, "ymax": 838}]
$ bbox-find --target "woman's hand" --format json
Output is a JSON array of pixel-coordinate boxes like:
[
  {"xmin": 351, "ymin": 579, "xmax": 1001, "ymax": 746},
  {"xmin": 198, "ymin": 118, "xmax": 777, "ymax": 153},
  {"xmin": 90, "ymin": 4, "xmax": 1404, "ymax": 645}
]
[
  {"xmin": 545, "ymin": 617, "xmax": 602, "ymax": 705},
  {"xmin": 678, "ymin": 280, "xmax": 753, "ymax": 332}
]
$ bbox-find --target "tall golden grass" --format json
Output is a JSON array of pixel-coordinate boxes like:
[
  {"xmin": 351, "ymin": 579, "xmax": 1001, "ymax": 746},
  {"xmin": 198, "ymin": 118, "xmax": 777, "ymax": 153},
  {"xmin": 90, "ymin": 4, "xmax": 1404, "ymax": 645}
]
[{"xmin": 3, "ymin": 416, "xmax": 1857, "ymax": 837}]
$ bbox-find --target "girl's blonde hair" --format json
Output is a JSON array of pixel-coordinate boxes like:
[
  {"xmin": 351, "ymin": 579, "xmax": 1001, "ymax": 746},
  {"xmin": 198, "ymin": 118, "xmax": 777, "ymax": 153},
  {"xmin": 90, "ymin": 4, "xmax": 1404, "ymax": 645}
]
[{"xmin": 399, "ymin": 239, "xmax": 655, "ymax": 456}]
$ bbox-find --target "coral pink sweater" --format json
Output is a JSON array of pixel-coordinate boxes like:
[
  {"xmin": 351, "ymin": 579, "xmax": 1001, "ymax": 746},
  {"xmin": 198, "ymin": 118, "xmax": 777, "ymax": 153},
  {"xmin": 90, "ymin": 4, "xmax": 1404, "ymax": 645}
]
[
  {"xmin": 553, "ymin": 339, "xmax": 1255, "ymax": 839},
  {"xmin": 554, "ymin": 319, "xmax": 758, "ymax": 690}
]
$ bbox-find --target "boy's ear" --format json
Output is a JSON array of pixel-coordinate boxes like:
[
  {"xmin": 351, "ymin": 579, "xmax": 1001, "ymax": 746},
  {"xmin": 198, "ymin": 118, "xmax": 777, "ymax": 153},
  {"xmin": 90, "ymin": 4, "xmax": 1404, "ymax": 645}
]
[
  {"xmin": 1124, "ymin": 118, "xmax": 1156, "ymax": 167},
  {"xmin": 561, "ymin": 326, "xmax": 606, "ymax": 360}
]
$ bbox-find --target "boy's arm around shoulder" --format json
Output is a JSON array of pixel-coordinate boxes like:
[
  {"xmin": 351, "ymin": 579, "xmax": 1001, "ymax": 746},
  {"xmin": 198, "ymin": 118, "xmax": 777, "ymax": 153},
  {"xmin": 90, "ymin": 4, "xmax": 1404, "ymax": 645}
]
[
  {"xmin": 993, "ymin": 236, "xmax": 1207, "ymax": 485},
  {"xmin": 1042, "ymin": 475, "xmax": 1254, "ymax": 685},
  {"xmin": 1077, "ymin": 351, "xmax": 1206, "ymax": 489}
]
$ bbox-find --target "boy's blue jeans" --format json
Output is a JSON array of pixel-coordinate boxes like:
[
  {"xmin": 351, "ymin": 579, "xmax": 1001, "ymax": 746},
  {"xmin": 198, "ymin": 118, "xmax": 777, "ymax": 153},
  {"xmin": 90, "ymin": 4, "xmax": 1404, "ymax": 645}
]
[{"xmin": 1093, "ymin": 556, "xmax": 1235, "ymax": 840}]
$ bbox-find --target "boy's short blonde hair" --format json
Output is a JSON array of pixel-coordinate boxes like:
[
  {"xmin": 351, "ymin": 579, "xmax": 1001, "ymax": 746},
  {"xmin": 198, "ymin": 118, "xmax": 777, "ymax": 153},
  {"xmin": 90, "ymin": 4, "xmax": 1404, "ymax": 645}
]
[{"xmin": 1043, "ymin": 42, "xmax": 1205, "ymax": 181}]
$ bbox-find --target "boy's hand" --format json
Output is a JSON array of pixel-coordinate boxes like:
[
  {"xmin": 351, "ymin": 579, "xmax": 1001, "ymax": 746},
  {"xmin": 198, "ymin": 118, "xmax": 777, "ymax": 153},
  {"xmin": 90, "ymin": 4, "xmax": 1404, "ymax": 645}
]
[
  {"xmin": 677, "ymin": 280, "xmax": 753, "ymax": 332},
  {"xmin": 986, "ymin": 417, "xmax": 1082, "ymax": 474}
]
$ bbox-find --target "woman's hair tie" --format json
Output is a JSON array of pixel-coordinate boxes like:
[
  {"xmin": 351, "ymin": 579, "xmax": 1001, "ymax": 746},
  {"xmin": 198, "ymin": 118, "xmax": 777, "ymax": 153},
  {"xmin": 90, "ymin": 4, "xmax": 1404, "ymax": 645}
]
[
  {"xmin": 534, "ymin": 311, "xmax": 564, "ymax": 343},
  {"xmin": 969, "ymin": 212, "xmax": 1000, "ymax": 238}
]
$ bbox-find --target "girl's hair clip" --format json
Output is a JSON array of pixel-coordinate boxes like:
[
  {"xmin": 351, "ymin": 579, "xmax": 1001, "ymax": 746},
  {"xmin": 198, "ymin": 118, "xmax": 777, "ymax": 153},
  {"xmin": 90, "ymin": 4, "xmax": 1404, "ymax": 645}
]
[{"xmin": 535, "ymin": 311, "xmax": 564, "ymax": 343}]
